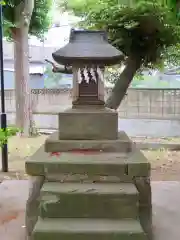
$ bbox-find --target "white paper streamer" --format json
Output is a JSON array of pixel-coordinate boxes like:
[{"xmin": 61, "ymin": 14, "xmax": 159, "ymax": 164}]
[
  {"xmin": 97, "ymin": 67, "xmax": 104, "ymax": 82},
  {"xmin": 83, "ymin": 67, "xmax": 89, "ymax": 83},
  {"xmin": 93, "ymin": 67, "xmax": 98, "ymax": 82},
  {"xmin": 90, "ymin": 68, "xmax": 96, "ymax": 82},
  {"xmin": 76, "ymin": 66, "xmax": 104, "ymax": 84},
  {"xmin": 77, "ymin": 68, "xmax": 82, "ymax": 83}
]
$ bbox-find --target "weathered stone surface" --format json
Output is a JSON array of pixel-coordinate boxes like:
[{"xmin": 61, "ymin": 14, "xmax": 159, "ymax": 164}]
[
  {"xmin": 127, "ymin": 150, "xmax": 150, "ymax": 177},
  {"xmin": 25, "ymin": 126, "xmax": 151, "ymax": 240},
  {"xmin": 133, "ymin": 176, "xmax": 151, "ymax": 207},
  {"xmin": 25, "ymin": 176, "xmax": 45, "ymax": 239},
  {"xmin": 33, "ymin": 218, "xmax": 147, "ymax": 240},
  {"xmin": 58, "ymin": 107, "xmax": 118, "ymax": 140},
  {"xmin": 26, "ymin": 148, "xmax": 129, "ymax": 176},
  {"xmin": 26, "ymin": 146, "xmax": 149, "ymax": 178},
  {"xmin": 44, "ymin": 131, "xmax": 133, "ymax": 153},
  {"xmin": 133, "ymin": 176, "xmax": 152, "ymax": 240},
  {"xmin": 46, "ymin": 173, "xmax": 132, "ymax": 183},
  {"xmin": 40, "ymin": 182, "xmax": 138, "ymax": 219}
]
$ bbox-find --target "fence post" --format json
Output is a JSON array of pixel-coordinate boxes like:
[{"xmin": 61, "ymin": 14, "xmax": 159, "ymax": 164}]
[{"xmin": 0, "ymin": 5, "xmax": 8, "ymax": 172}]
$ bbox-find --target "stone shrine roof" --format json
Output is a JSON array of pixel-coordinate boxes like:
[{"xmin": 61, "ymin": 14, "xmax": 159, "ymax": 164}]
[{"xmin": 52, "ymin": 29, "xmax": 124, "ymax": 66}]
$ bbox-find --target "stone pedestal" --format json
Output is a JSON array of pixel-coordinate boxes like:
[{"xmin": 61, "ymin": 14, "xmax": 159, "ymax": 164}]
[
  {"xmin": 25, "ymin": 107, "xmax": 152, "ymax": 240},
  {"xmin": 58, "ymin": 107, "xmax": 118, "ymax": 140}
]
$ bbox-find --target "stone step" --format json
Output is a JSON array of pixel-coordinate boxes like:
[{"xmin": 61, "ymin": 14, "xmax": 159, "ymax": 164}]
[
  {"xmin": 40, "ymin": 182, "xmax": 139, "ymax": 219},
  {"xmin": 44, "ymin": 131, "xmax": 133, "ymax": 153},
  {"xmin": 26, "ymin": 146, "xmax": 150, "ymax": 178},
  {"xmin": 33, "ymin": 218, "xmax": 147, "ymax": 240},
  {"xmin": 46, "ymin": 173, "xmax": 132, "ymax": 183}
]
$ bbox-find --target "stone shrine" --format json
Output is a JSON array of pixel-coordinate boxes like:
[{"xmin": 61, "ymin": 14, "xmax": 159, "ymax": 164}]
[{"xmin": 25, "ymin": 29, "xmax": 152, "ymax": 240}]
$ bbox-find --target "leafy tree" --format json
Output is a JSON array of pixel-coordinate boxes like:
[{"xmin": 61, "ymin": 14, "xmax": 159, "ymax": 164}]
[
  {"xmin": 2, "ymin": 0, "xmax": 52, "ymax": 135},
  {"xmin": 3, "ymin": 0, "xmax": 51, "ymax": 38},
  {"xmin": 59, "ymin": 0, "xmax": 180, "ymax": 109}
]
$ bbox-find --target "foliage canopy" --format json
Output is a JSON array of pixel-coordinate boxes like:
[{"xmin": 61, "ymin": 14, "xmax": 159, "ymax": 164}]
[
  {"xmin": 3, "ymin": 0, "xmax": 52, "ymax": 38},
  {"xmin": 60, "ymin": 0, "xmax": 180, "ymax": 69}
]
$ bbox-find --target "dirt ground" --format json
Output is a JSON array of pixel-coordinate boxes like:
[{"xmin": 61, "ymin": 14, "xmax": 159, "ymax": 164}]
[
  {"xmin": 132, "ymin": 136, "xmax": 180, "ymax": 144},
  {"xmin": 132, "ymin": 136, "xmax": 180, "ymax": 180},
  {"xmin": 0, "ymin": 134, "xmax": 180, "ymax": 181}
]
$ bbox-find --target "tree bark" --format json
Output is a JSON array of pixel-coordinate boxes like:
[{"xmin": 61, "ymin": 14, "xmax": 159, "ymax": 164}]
[
  {"xmin": 12, "ymin": 28, "xmax": 24, "ymax": 130},
  {"xmin": 13, "ymin": 27, "xmax": 31, "ymax": 136},
  {"xmin": 45, "ymin": 59, "xmax": 73, "ymax": 74},
  {"xmin": 105, "ymin": 55, "xmax": 141, "ymax": 110},
  {"xmin": 12, "ymin": 0, "xmax": 34, "ymax": 136}
]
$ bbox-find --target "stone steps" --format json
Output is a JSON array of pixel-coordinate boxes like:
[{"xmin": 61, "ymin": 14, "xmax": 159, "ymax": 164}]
[
  {"xmin": 27, "ymin": 137, "xmax": 151, "ymax": 240},
  {"xmin": 40, "ymin": 182, "xmax": 139, "ymax": 219},
  {"xmin": 33, "ymin": 218, "xmax": 147, "ymax": 240}
]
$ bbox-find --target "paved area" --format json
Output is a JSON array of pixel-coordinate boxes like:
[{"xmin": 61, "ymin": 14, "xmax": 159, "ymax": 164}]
[
  {"xmin": 152, "ymin": 181, "xmax": 180, "ymax": 240},
  {"xmin": 0, "ymin": 180, "xmax": 28, "ymax": 240},
  {"xmin": 0, "ymin": 180, "xmax": 180, "ymax": 240}
]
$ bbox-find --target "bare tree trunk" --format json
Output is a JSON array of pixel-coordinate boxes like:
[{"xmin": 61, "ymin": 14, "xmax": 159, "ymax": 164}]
[
  {"xmin": 12, "ymin": 28, "xmax": 24, "ymax": 130},
  {"xmin": 105, "ymin": 55, "xmax": 141, "ymax": 110},
  {"xmin": 12, "ymin": 27, "xmax": 31, "ymax": 136},
  {"xmin": 12, "ymin": 0, "xmax": 34, "ymax": 136}
]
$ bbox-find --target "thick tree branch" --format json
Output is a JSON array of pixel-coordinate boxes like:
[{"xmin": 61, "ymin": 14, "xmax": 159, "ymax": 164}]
[
  {"xmin": 45, "ymin": 59, "xmax": 73, "ymax": 74},
  {"xmin": 105, "ymin": 55, "xmax": 142, "ymax": 110}
]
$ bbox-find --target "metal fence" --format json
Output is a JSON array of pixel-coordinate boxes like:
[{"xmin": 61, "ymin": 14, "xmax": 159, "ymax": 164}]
[
  {"xmin": 2, "ymin": 88, "xmax": 180, "ymax": 129},
  {"xmin": 119, "ymin": 88, "xmax": 180, "ymax": 120}
]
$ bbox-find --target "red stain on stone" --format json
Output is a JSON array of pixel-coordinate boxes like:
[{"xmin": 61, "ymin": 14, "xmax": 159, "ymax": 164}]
[
  {"xmin": 0, "ymin": 211, "xmax": 19, "ymax": 225},
  {"xmin": 49, "ymin": 149, "xmax": 102, "ymax": 158},
  {"xmin": 50, "ymin": 152, "xmax": 61, "ymax": 157}
]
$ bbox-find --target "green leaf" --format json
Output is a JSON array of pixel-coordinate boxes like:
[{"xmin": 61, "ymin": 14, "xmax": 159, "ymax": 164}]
[{"xmin": 0, "ymin": 1, "xmax": 6, "ymax": 5}]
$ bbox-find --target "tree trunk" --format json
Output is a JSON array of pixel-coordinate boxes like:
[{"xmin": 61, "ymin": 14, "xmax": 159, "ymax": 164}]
[
  {"xmin": 12, "ymin": 0, "xmax": 34, "ymax": 136},
  {"xmin": 12, "ymin": 27, "xmax": 31, "ymax": 136},
  {"xmin": 105, "ymin": 55, "xmax": 141, "ymax": 110},
  {"xmin": 12, "ymin": 28, "xmax": 23, "ymax": 129}
]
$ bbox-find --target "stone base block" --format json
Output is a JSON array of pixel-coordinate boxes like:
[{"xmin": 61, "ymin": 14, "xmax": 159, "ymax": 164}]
[
  {"xmin": 58, "ymin": 107, "xmax": 118, "ymax": 140},
  {"xmin": 26, "ymin": 139, "xmax": 150, "ymax": 178},
  {"xmin": 44, "ymin": 131, "xmax": 132, "ymax": 153}
]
